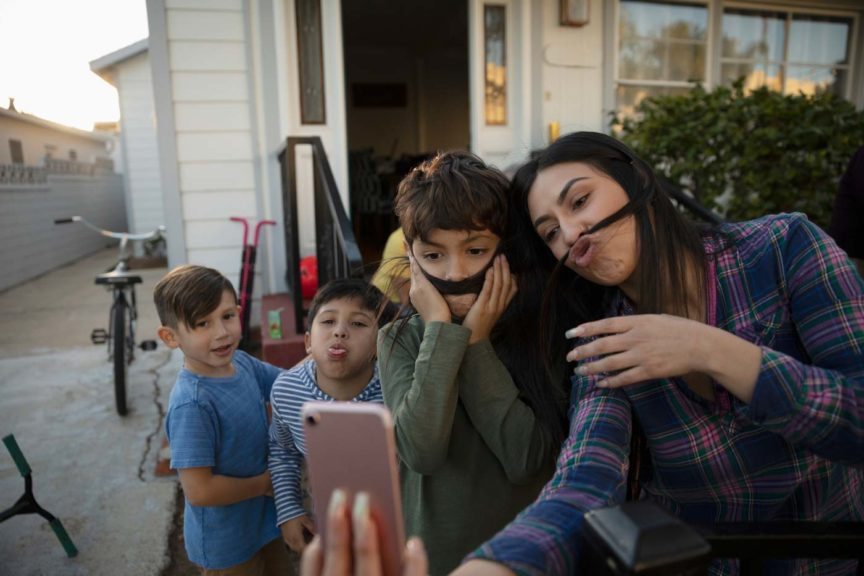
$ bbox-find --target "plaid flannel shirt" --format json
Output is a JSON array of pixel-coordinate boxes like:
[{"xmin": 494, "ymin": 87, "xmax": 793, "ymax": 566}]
[{"xmin": 471, "ymin": 213, "xmax": 864, "ymax": 576}]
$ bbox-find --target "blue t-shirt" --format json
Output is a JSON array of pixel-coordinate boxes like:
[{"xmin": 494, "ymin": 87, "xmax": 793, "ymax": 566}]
[{"xmin": 166, "ymin": 350, "xmax": 281, "ymax": 569}]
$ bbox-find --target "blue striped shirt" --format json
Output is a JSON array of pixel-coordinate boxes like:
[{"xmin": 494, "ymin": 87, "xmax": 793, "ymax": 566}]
[{"xmin": 268, "ymin": 359, "xmax": 383, "ymax": 525}]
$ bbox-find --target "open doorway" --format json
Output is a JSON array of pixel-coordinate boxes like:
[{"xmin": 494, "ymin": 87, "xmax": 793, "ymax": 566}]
[{"xmin": 341, "ymin": 0, "xmax": 470, "ymax": 265}]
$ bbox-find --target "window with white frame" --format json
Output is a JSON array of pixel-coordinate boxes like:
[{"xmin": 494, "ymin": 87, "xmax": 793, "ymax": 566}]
[
  {"xmin": 720, "ymin": 7, "xmax": 853, "ymax": 97},
  {"xmin": 614, "ymin": 1, "xmax": 857, "ymax": 117},
  {"xmin": 616, "ymin": 0, "xmax": 709, "ymax": 116}
]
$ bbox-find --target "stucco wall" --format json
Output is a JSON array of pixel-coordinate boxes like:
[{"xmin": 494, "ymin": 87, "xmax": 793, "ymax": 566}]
[
  {"xmin": 0, "ymin": 173, "xmax": 126, "ymax": 291},
  {"xmin": 0, "ymin": 114, "xmax": 111, "ymax": 167}
]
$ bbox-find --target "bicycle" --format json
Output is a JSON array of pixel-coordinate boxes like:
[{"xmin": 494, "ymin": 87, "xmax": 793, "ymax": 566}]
[{"xmin": 54, "ymin": 216, "xmax": 165, "ymax": 416}]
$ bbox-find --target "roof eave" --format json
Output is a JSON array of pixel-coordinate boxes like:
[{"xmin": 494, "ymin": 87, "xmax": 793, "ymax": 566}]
[{"xmin": 89, "ymin": 38, "xmax": 149, "ymax": 85}]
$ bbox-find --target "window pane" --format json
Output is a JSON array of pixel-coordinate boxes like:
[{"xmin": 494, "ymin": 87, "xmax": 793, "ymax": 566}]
[
  {"xmin": 296, "ymin": 0, "xmax": 326, "ymax": 124},
  {"xmin": 721, "ymin": 9, "xmax": 785, "ymax": 61},
  {"xmin": 721, "ymin": 62, "xmax": 782, "ymax": 92},
  {"xmin": 484, "ymin": 4, "xmax": 507, "ymax": 126},
  {"xmin": 9, "ymin": 139, "xmax": 24, "ymax": 164},
  {"xmin": 620, "ymin": 38, "xmax": 706, "ymax": 82},
  {"xmin": 620, "ymin": 1, "xmax": 708, "ymax": 41},
  {"xmin": 619, "ymin": 1, "xmax": 708, "ymax": 82},
  {"xmin": 616, "ymin": 84, "xmax": 692, "ymax": 118},
  {"xmin": 785, "ymin": 65, "xmax": 846, "ymax": 97},
  {"xmin": 668, "ymin": 41, "xmax": 706, "ymax": 82},
  {"xmin": 620, "ymin": 38, "xmax": 664, "ymax": 80},
  {"xmin": 789, "ymin": 15, "xmax": 850, "ymax": 66}
]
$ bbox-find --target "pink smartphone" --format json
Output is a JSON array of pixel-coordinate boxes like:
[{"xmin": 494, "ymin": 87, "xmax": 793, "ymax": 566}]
[{"xmin": 302, "ymin": 402, "xmax": 405, "ymax": 576}]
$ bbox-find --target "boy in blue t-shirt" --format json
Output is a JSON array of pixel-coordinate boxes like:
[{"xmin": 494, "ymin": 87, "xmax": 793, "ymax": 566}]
[
  {"xmin": 155, "ymin": 265, "xmax": 290, "ymax": 574},
  {"xmin": 269, "ymin": 279, "xmax": 394, "ymax": 554}
]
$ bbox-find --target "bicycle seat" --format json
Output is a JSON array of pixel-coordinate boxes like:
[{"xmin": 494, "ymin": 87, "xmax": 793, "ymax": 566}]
[{"xmin": 95, "ymin": 270, "xmax": 142, "ymax": 286}]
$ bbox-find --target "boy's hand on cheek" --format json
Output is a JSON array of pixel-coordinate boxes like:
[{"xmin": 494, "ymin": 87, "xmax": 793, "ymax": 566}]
[
  {"xmin": 407, "ymin": 252, "xmax": 451, "ymax": 323},
  {"xmin": 463, "ymin": 255, "xmax": 517, "ymax": 344}
]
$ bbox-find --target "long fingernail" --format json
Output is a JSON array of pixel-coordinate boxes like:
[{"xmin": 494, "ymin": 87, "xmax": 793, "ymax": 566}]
[
  {"xmin": 353, "ymin": 492, "xmax": 369, "ymax": 541},
  {"xmin": 406, "ymin": 537, "xmax": 425, "ymax": 555},
  {"xmin": 329, "ymin": 489, "xmax": 346, "ymax": 517},
  {"xmin": 565, "ymin": 326, "xmax": 584, "ymax": 338}
]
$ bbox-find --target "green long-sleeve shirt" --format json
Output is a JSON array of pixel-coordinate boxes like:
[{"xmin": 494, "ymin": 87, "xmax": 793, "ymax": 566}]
[{"xmin": 377, "ymin": 317, "xmax": 557, "ymax": 576}]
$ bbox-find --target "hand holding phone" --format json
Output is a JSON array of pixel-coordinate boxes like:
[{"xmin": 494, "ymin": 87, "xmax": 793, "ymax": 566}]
[
  {"xmin": 300, "ymin": 488, "xmax": 428, "ymax": 576},
  {"xmin": 302, "ymin": 402, "xmax": 406, "ymax": 576}
]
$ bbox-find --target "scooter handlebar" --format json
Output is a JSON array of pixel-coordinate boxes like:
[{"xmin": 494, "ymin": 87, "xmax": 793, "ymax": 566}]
[{"xmin": 2, "ymin": 434, "xmax": 31, "ymax": 477}]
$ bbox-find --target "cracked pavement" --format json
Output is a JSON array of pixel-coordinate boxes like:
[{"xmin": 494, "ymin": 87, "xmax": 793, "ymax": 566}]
[{"xmin": 0, "ymin": 248, "xmax": 181, "ymax": 575}]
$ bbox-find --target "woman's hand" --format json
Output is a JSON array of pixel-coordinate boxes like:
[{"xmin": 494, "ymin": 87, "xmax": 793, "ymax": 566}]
[
  {"xmin": 462, "ymin": 255, "xmax": 517, "ymax": 344},
  {"xmin": 301, "ymin": 490, "xmax": 428, "ymax": 576},
  {"xmin": 407, "ymin": 251, "xmax": 451, "ymax": 324},
  {"xmin": 565, "ymin": 314, "xmax": 761, "ymax": 402}
]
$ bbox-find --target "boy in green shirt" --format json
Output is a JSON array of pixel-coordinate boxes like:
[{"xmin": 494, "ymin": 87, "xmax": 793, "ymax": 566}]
[{"xmin": 377, "ymin": 151, "xmax": 559, "ymax": 576}]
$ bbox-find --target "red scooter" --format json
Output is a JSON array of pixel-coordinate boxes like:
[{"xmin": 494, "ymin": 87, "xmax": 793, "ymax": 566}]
[{"xmin": 230, "ymin": 217, "xmax": 276, "ymax": 350}]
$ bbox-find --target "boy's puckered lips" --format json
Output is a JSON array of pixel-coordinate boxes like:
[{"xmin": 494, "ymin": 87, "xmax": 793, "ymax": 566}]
[{"xmin": 327, "ymin": 342, "xmax": 348, "ymax": 360}]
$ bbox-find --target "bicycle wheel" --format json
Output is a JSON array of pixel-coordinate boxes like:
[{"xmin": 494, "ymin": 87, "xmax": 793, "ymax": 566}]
[{"xmin": 112, "ymin": 298, "xmax": 128, "ymax": 416}]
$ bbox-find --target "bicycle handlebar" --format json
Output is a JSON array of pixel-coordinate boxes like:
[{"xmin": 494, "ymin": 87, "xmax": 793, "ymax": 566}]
[{"xmin": 54, "ymin": 215, "xmax": 165, "ymax": 241}]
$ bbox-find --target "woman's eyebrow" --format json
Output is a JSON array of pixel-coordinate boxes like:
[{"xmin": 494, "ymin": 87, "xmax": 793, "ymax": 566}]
[
  {"xmin": 557, "ymin": 177, "xmax": 588, "ymax": 204},
  {"xmin": 533, "ymin": 176, "xmax": 589, "ymax": 229}
]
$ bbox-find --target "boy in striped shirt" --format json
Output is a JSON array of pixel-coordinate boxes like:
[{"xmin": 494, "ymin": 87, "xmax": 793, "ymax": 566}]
[{"xmin": 268, "ymin": 279, "xmax": 393, "ymax": 554}]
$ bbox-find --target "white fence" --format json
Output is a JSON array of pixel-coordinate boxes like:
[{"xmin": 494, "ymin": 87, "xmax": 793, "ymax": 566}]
[{"xmin": 0, "ymin": 173, "xmax": 127, "ymax": 291}]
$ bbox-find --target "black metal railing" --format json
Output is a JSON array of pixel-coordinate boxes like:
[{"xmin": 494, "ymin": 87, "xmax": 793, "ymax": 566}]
[{"xmin": 278, "ymin": 137, "xmax": 364, "ymax": 335}]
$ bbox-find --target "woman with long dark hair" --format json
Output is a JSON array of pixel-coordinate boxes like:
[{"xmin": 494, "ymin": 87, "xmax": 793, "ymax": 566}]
[{"xmin": 459, "ymin": 131, "xmax": 864, "ymax": 575}]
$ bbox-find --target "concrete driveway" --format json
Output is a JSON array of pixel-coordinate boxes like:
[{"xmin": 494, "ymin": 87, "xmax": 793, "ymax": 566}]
[{"xmin": 0, "ymin": 248, "xmax": 181, "ymax": 575}]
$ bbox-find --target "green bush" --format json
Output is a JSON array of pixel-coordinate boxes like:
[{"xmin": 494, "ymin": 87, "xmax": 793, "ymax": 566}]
[{"xmin": 610, "ymin": 80, "xmax": 864, "ymax": 228}]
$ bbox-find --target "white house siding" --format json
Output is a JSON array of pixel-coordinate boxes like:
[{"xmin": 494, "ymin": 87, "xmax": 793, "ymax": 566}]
[
  {"xmin": 0, "ymin": 174, "xmax": 126, "ymax": 291},
  {"xmin": 161, "ymin": 0, "xmax": 265, "ymax": 301},
  {"xmin": 116, "ymin": 53, "xmax": 165, "ymax": 237},
  {"xmin": 171, "ymin": 72, "xmax": 249, "ymax": 101}
]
